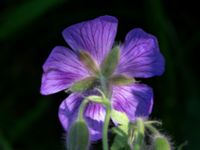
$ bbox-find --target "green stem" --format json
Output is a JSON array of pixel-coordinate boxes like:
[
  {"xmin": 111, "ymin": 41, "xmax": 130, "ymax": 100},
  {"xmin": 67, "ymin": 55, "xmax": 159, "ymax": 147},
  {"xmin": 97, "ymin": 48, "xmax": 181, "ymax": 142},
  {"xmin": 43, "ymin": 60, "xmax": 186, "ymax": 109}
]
[
  {"xmin": 103, "ymin": 103, "xmax": 111, "ymax": 150},
  {"xmin": 78, "ymin": 99, "xmax": 89, "ymax": 121},
  {"xmin": 99, "ymin": 74, "xmax": 112, "ymax": 150},
  {"xmin": 133, "ymin": 118, "xmax": 145, "ymax": 150},
  {"xmin": 78, "ymin": 93, "xmax": 112, "ymax": 150},
  {"xmin": 145, "ymin": 124, "xmax": 160, "ymax": 135},
  {"xmin": 100, "ymin": 75, "xmax": 107, "ymax": 95},
  {"xmin": 145, "ymin": 121, "xmax": 162, "ymax": 126}
]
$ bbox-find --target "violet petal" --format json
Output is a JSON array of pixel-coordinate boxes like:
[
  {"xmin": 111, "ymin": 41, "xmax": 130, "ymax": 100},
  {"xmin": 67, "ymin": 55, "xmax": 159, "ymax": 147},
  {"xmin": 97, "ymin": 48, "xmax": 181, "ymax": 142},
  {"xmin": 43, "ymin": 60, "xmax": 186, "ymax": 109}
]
[
  {"xmin": 111, "ymin": 83, "xmax": 153, "ymax": 122},
  {"xmin": 58, "ymin": 93, "xmax": 106, "ymax": 141},
  {"xmin": 62, "ymin": 15, "xmax": 118, "ymax": 64},
  {"xmin": 41, "ymin": 46, "xmax": 89, "ymax": 95},
  {"xmin": 116, "ymin": 28, "xmax": 165, "ymax": 78},
  {"xmin": 84, "ymin": 102, "xmax": 106, "ymax": 141},
  {"xmin": 58, "ymin": 93, "xmax": 82, "ymax": 131}
]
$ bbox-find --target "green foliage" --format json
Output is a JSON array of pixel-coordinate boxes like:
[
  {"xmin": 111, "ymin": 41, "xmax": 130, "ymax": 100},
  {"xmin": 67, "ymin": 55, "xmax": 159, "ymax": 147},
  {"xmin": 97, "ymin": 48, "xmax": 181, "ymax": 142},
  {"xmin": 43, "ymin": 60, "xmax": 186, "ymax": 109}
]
[
  {"xmin": 129, "ymin": 119, "xmax": 145, "ymax": 150},
  {"xmin": 111, "ymin": 110, "xmax": 130, "ymax": 150},
  {"xmin": 111, "ymin": 127, "xmax": 130, "ymax": 150},
  {"xmin": 111, "ymin": 109, "xmax": 129, "ymax": 133}
]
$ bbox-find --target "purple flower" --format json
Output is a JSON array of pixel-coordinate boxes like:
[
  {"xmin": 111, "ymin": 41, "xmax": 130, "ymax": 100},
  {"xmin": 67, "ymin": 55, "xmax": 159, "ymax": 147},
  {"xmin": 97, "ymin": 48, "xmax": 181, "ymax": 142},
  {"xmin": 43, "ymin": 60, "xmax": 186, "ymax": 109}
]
[{"xmin": 40, "ymin": 16, "xmax": 165, "ymax": 141}]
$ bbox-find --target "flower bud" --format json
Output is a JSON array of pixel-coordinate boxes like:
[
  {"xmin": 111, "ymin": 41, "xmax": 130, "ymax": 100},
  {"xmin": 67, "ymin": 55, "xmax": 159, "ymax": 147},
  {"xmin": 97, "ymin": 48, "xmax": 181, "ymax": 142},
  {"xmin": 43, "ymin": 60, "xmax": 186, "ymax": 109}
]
[
  {"xmin": 66, "ymin": 120, "xmax": 89, "ymax": 150},
  {"xmin": 152, "ymin": 135, "xmax": 171, "ymax": 150}
]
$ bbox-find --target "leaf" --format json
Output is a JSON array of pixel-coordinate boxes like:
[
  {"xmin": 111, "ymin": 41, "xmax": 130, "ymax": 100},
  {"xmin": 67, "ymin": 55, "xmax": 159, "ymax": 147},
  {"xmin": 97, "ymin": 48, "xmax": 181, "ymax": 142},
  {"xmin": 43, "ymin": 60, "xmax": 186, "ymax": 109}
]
[
  {"xmin": 109, "ymin": 75, "xmax": 136, "ymax": 85},
  {"xmin": 111, "ymin": 109, "xmax": 129, "ymax": 134},
  {"xmin": 111, "ymin": 109, "xmax": 129, "ymax": 125},
  {"xmin": 70, "ymin": 77, "xmax": 96, "ymax": 92},
  {"xmin": 111, "ymin": 134, "xmax": 130, "ymax": 150},
  {"xmin": 111, "ymin": 127, "xmax": 130, "ymax": 150},
  {"xmin": 101, "ymin": 46, "xmax": 120, "ymax": 77},
  {"xmin": 79, "ymin": 51, "xmax": 100, "ymax": 75}
]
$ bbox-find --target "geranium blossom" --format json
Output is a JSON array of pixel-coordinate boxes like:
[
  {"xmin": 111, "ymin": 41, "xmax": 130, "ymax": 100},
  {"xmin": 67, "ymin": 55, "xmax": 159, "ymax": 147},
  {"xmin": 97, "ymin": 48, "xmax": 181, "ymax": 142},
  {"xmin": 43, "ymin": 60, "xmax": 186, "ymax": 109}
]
[{"xmin": 40, "ymin": 15, "xmax": 165, "ymax": 141}]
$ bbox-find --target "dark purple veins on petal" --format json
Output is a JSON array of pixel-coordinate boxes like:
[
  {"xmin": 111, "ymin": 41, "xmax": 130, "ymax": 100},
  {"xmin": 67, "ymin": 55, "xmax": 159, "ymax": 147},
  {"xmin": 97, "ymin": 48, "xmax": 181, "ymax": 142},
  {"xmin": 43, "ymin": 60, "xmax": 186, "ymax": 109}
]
[
  {"xmin": 41, "ymin": 16, "xmax": 166, "ymax": 141},
  {"xmin": 62, "ymin": 15, "xmax": 118, "ymax": 64},
  {"xmin": 111, "ymin": 84, "xmax": 153, "ymax": 121},
  {"xmin": 58, "ymin": 91, "xmax": 106, "ymax": 141},
  {"xmin": 41, "ymin": 46, "xmax": 90, "ymax": 95},
  {"xmin": 116, "ymin": 28, "xmax": 165, "ymax": 78}
]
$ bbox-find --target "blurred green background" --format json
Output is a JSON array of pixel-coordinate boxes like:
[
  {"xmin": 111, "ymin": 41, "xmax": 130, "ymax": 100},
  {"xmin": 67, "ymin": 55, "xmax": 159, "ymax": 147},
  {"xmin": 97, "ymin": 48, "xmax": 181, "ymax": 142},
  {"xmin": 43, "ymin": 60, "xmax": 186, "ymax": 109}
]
[{"xmin": 0, "ymin": 0, "xmax": 199, "ymax": 149}]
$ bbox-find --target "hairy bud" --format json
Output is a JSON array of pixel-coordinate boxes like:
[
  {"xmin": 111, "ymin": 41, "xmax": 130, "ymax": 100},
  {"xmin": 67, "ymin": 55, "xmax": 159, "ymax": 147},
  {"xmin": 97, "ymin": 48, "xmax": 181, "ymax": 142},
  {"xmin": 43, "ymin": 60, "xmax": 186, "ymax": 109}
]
[{"xmin": 152, "ymin": 135, "xmax": 171, "ymax": 150}]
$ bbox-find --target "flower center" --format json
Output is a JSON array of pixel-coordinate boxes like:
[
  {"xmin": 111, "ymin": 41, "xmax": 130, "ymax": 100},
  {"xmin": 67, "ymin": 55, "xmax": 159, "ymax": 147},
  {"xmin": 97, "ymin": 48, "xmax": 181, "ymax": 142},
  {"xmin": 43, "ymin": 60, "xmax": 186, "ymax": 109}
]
[
  {"xmin": 78, "ymin": 46, "xmax": 120, "ymax": 96},
  {"xmin": 69, "ymin": 47, "xmax": 135, "ymax": 94}
]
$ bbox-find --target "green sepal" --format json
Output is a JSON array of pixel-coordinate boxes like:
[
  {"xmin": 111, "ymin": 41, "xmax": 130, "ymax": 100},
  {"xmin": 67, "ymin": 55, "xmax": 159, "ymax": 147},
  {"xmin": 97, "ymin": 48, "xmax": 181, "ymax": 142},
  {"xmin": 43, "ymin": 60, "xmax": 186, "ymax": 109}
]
[
  {"xmin": 128, "ymin": 118, "xmax": 145, "ymax": 150},
  {"xmin": 101, "ymin": 46, "xmax": 120, "ymax": 77},
  {"xmin": 153, "ymin": 135, "xmax": 171, "ymax": 150},
  {"xmin": 70, "ymin": 76, "xmax": 96, "ymax": 92},
  {"xmin": 67, "ymin": 120, "xmax": 89, "ymax": 150},
  {"xmin": 111, "ymin": 110, "xmax": 130, "ymax": 150},
  {"xmin": 87, "ymin": 95, "xmax": 103, "ymax": 103},
  {"xmin": 79, "ymin": 51, "xmax": 99, "ymax": 75},
  {"xmin": 109, "ymin": 75, "xmax": 135, "ymax": 85}
]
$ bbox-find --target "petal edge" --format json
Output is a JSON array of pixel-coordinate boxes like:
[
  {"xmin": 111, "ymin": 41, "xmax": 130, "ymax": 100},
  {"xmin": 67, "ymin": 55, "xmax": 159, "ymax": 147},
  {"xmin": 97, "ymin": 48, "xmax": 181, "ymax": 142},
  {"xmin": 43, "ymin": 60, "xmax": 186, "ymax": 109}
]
[{"xmin": 116, "ymin": 28, "xmax": 165, "ymax": 78}]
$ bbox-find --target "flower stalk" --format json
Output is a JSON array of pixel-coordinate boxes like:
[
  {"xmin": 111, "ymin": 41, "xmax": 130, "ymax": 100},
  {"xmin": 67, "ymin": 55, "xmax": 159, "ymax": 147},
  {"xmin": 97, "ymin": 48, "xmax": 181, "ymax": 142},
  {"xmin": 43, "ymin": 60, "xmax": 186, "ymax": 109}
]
[
  {"xmin": 133, "ymin": 118, "xmax": 145, "ymax": 150},
  {"xmin": 78, "ymin": 98, "xmax": 89, "ymax": 121},
  {"xmin": 98, "ymin": 73, "xmax": 112, "ymax": 150},
  {"xmin": 78, "ymin": 92, "xmax": 112, "ymax": 150},
  {"xmin": 102, "ymin": 101, "xmax": 111, "ymax": 150}
]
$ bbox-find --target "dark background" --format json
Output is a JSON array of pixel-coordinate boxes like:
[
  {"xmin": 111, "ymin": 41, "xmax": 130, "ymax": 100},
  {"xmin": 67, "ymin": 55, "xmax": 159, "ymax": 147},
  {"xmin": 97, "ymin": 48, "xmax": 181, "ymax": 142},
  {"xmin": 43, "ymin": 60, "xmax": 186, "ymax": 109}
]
[{"xmin": 0, "ymin": 0, "xmax": 199, "ymax": 149}]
